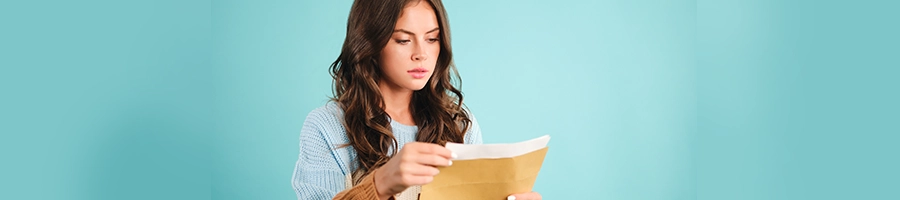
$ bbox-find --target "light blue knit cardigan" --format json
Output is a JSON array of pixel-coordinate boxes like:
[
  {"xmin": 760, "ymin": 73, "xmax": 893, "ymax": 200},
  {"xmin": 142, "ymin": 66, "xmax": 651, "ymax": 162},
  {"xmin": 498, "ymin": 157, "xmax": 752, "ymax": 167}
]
[{"xmin": 291, "ymin": 102, "xmax": 483, "ymax": 199}]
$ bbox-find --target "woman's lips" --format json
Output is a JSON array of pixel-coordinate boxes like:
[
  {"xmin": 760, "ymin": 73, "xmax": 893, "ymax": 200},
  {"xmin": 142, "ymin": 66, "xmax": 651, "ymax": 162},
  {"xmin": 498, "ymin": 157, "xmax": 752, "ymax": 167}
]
[{"xmin": 408, "ymin": 68, "xmax": 429, "ymax": 79}]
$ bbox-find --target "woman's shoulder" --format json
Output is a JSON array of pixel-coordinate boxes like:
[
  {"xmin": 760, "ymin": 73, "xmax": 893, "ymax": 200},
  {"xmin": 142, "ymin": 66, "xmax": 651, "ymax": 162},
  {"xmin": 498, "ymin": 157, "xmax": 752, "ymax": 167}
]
[
  {"xmin": 461, "ymin": 105, "xmax": 484, "ymax": 144},
  {"xmin": 302, "ymin": 101, "xmax": 347, "ymax": 138},
  {"xmin": 304, "ymin": 101, "xmax": 343, "ymax": 123},
  {"xmin": 299, "ymin": 101, "xmax": 355, "ymax": 174}
]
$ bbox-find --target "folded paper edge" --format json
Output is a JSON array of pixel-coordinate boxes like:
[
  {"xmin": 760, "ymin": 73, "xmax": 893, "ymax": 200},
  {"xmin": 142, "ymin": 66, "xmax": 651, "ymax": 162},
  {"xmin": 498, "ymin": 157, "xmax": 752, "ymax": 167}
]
[{"xmin": 446, "ymin": 135, "xmax": 550, "ymax": 160}]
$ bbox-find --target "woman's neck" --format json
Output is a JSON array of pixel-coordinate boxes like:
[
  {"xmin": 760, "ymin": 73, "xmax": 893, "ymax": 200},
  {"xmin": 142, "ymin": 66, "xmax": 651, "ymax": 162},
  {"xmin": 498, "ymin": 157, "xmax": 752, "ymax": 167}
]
[{"xmin": 378, "ymin": 80, "xmax": 415, "ymax": 126}]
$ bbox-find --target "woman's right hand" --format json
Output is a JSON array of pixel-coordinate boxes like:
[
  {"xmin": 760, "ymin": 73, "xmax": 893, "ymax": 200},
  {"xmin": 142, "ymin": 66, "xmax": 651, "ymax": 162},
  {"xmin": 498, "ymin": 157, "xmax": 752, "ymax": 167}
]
[{"xmin": 374, "ymin": 142, "xmax": 456, "ymax": 199}]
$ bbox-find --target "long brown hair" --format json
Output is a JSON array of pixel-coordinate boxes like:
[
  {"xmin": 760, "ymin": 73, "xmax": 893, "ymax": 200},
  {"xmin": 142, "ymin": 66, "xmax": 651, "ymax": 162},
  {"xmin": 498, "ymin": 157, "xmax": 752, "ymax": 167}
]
[{"xmin": 329, "ymin": 0, "xmax": 470, "ymax": 181}]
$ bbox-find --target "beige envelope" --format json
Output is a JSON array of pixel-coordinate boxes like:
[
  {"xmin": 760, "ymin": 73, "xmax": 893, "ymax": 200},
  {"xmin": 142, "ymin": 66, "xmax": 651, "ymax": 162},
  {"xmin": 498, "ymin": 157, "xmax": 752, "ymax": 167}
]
[{"xmin": 420, "ymin": 147, "xmax": 549, "ymax": 200}]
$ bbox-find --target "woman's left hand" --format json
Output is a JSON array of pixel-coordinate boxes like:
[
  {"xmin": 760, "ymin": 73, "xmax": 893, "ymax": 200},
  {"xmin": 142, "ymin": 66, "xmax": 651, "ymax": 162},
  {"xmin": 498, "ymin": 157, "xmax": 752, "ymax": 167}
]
[{"xmin": 507, "ymin": 191, "xmax": 542, "ymax": 200}]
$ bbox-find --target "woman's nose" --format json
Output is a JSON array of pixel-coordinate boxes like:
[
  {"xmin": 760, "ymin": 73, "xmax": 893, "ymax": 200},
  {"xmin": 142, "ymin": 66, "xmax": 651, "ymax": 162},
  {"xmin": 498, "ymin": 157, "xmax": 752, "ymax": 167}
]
[{"xmin": 412, "ymin": 43, "xmax": 427, "ymax": 61}]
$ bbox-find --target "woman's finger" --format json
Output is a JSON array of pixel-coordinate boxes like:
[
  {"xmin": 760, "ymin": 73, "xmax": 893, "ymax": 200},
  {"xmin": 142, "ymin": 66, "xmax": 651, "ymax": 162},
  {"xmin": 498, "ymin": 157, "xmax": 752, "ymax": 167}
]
[
  {"xmin": 415, "ymin": 143, "xmax": 455, "ymax": 159},
  {"xmin": 401, "ymin": 174, "xmax": 435, "ymax": 186},
  {"xmin": 415, "ymin": 153, "xmax": 452, "ymax": 167},
  {"xmin": 507, "ymin": 191, "xmax": 542, "ymax": 200},
  {"xmin": 407, "ymin": 163, "xmax": 441, "ymax": 176}
]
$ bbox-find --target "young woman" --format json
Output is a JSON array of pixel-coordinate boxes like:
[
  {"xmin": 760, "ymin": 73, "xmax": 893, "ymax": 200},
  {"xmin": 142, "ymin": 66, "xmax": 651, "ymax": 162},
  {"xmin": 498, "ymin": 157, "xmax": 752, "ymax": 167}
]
[{"xmin": 291, "ymin": 0, "xmax": 542, "ymax": 199}]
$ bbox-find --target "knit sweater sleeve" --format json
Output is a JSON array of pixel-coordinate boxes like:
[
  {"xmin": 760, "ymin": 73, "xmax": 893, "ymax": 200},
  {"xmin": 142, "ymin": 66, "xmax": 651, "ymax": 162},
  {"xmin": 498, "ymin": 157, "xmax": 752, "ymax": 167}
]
[
  {"xmin": 332, "ymin": 168, "xmax": 392, "ymax": 200},
  {"xmin": 291, "ymin": 107, "xmax": 350, "ymax": 199},
  {"xmin": 464, "ymin": 108, "xmax": 484, "ymax": 145}
]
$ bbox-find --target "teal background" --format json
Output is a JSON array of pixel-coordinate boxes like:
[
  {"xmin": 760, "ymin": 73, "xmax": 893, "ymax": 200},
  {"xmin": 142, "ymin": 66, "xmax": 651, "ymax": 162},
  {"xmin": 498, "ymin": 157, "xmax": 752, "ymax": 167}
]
[
  {"xmin": 697, "ymin": 0, "xmax": 899, "ymax": 199},
  {"xmin": 2, "ymin": 1, "xmax": 212, "ymax": 200},
  {"xmin": 2, "ymin": 0, "xmax": 897, "ymax": 200}
]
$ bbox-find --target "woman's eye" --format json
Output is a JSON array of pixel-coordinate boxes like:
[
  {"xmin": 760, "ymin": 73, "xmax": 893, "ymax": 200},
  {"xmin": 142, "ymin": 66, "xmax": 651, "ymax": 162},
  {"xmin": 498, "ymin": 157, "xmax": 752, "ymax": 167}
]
[
  {"xmin": 427, "ymin": 38, "xmax": 440, "ymax": 43},
  {"xmin": 396, "ymin": 39, "xmax": 411, "ymax": 45}
]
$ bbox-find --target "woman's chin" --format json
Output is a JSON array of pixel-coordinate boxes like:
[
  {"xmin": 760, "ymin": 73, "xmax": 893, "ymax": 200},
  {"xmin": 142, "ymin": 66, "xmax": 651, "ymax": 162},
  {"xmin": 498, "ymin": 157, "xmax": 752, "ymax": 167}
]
[
  {"xmin": 408, "ymin": 85, "xmax": 427, "ymax": 91},
  {"xmin": 404, "ymin": 80, "xmax": 429, "ymax": 91}
]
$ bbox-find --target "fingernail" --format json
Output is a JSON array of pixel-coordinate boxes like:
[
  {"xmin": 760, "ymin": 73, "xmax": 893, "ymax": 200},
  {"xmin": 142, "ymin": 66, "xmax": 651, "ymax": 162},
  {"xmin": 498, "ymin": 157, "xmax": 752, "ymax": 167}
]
[
  {"xmin": 507, "ymin": 195, "xmax": 516, "ymax": 200},
  {"xmin": 451, "ymin": 152, "xmax": 458, "ymax": 159},
  {"xmin": 448, "ymin": 160, "xmax": 453, "ymax": 166}
]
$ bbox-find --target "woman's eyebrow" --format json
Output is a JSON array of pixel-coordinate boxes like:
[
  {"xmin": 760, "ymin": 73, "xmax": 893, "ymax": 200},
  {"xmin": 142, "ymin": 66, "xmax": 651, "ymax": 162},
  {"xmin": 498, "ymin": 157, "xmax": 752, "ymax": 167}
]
[{"xmin": 393, "ymin": 27, "xmax": 441, "ymax": 36}]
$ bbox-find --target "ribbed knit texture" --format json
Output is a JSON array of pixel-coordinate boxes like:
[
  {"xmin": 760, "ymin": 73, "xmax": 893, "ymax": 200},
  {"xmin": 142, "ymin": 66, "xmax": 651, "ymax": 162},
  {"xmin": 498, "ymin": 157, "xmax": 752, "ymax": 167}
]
[
  {"xmin": 331, "ymin": 170, "xmax": 382, "ymax": 200},
  {"xmin": 292, "ymin": 102, "xmax": 483, "ymax": 199}
]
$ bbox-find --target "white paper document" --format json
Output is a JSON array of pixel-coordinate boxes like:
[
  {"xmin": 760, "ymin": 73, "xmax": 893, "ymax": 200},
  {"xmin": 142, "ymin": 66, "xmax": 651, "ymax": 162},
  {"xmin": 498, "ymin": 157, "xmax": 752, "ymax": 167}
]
[{"xmin": 444, "ymin": 135, "xmax": 551, "ymax": 160}]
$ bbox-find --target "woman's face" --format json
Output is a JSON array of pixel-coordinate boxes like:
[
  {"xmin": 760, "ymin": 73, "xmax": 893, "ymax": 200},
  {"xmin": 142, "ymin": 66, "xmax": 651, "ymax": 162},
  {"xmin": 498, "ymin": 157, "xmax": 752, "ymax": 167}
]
[{"xmin": 378, "ymin": 1, "xmax": 441, "ymax": 91}]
